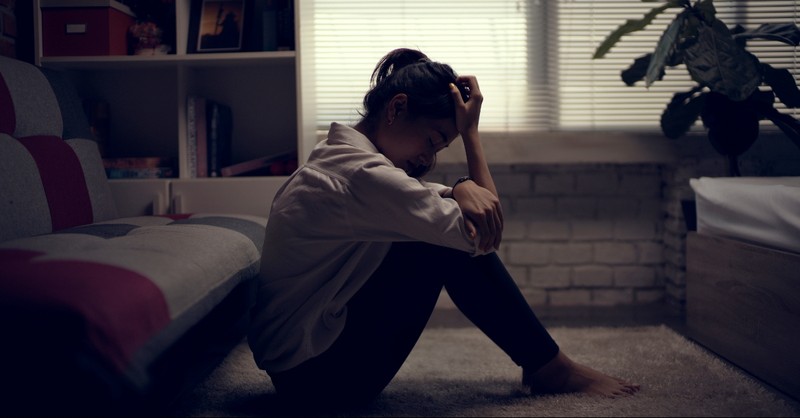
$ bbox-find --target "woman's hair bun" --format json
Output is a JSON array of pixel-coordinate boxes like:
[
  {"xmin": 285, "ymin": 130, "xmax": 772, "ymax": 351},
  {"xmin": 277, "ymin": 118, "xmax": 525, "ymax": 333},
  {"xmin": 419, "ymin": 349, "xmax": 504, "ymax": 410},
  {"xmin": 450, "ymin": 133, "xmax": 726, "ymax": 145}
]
[
  {"xmin": 360, "ymin": 47, "xmax": 462, "ymax": 132},
  {"xmin": 371, "ymin": 48, "xmax": 430, "ymax": 86}
]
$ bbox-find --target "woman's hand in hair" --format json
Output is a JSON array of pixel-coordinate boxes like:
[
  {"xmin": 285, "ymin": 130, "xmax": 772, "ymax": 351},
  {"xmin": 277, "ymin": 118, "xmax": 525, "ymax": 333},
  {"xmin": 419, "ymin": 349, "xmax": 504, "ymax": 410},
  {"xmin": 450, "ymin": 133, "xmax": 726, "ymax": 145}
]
[
  {"xmin": 449, "ymin": 76, "xmax": 483, "ymax": 140},
  {"xmin": 453, "ymin": 179, "xmax": 503, "ymax": 252},
  {"xmin": 449, "ymin": 74, "xmax": 501, "ymax": 251}
]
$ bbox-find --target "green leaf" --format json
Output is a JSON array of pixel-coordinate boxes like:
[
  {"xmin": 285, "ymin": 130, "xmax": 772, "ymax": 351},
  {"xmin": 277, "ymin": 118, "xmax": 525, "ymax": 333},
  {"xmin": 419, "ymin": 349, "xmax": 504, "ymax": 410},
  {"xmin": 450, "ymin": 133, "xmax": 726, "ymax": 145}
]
[
  {"xmin": 694, "ymin": 0, "xmax": 716, "ymax": 23},
  {"xmin": 646, "ymin": 11, "xmax": 688, "ymax": 86},
  {"xmin": 733, "ymin": 23, "xmax": 800, "ymax": 47},
  {"xmin": 665, "ymin": 40, "xmax": 685, "ymax": 66},
  {"xmin": 760, "ymin": 106, "xmax": 800, "ymax": 152},
  {"xmin": 660, "ymin": 87, "xmax": 706, "ymax": 139},
  {"xmin": 730, "ymin": 24, "xmax": 747, "ymax": 48},
  {"xmin": 621, "ymin": 54, "xmax": 652, "ymax": 86},
  {"xmin": 592, "ymin": 4, "xmax": 673, "ymax": 59},
  {"xmin": 762, "ymin": 64, "xmax": 800, "ymax": 109},
  {"xmin": 683, "ymin": 18, "xmax": 762, "ymax": 101}
]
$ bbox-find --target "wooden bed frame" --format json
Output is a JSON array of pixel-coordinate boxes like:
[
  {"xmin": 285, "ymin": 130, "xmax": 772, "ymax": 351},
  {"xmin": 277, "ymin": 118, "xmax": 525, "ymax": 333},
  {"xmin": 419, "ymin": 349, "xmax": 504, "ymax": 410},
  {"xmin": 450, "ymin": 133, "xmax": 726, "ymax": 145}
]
[{"xmin": 686, "ymin": 232, "xmax": 800, "ymax": 401}]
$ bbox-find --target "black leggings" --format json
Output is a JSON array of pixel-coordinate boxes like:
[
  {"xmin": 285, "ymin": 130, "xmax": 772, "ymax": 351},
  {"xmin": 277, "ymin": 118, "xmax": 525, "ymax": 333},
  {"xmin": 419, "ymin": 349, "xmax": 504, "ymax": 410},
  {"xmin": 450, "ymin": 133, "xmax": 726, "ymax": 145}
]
[{"xmin": 269, "ymin": 242, "xmax": 560, "ymax": 410}]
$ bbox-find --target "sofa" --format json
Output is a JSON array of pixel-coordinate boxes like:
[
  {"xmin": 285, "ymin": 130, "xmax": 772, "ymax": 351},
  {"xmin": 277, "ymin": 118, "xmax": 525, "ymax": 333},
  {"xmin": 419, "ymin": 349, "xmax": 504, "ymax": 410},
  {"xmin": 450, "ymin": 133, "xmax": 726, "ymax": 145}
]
[{"xmin": 0, "ymin": 56, "xmax": 267, "ymax": 416}]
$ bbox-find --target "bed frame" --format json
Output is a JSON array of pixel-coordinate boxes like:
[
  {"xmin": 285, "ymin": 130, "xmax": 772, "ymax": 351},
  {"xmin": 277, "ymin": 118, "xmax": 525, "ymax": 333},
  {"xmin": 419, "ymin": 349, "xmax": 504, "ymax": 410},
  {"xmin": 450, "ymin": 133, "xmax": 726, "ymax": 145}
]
[{"xmin": 686, "ymin": 232, "xmax": 800, "ymax": 401}]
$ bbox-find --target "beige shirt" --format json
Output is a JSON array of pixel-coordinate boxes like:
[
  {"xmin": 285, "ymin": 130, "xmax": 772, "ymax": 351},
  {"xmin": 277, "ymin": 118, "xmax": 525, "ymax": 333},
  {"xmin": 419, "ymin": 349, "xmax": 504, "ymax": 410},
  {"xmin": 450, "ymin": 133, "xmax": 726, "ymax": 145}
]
[{"xmin": 248, "ymin": 122, "xmax": 489, "ymax": 373}]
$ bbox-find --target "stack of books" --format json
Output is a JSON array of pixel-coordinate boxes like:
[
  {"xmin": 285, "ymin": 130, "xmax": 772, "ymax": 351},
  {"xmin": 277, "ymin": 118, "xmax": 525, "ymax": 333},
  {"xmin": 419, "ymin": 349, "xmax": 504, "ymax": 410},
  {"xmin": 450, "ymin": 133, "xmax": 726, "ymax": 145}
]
[
  {"xmin": 220, "ymin": 151, "xmax": 297, "ymax": 177},
  {"xmin": 103, "ymin": 156, "xmax": 176, "ymax": 179},
  {"xmin": 186, "ymin": 95, "xmax": 298, "ymax": 178},
  {"xmin": 186, "ymin": 96, "xmax": 233, "ymax": 178}
]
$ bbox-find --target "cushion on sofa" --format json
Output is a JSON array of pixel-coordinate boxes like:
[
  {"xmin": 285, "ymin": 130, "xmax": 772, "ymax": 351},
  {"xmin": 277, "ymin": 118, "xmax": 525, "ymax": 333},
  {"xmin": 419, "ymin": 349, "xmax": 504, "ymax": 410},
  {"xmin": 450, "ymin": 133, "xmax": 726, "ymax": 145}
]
[
  {"xmin": 0, "ymin": 56, "xmax": 62, "ymax": 137},
  {"xmin": 0, "ymin": 56, "xmax": 117, "ymax": 242},
  {"xmin": 0, "ymin": 213, "xmax": 266, "ymax": 390}
]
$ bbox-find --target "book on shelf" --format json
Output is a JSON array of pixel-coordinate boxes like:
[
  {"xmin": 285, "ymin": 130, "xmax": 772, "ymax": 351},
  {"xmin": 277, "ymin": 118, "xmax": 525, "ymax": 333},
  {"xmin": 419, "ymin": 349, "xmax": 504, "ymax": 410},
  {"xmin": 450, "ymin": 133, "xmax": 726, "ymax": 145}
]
[
  {"xmin": 106, "ymin": 167, "xmax": 175, "ymax": 179},
  {"xmin": 186, "ymin": 96, "xmax": 198, "ymax": 177},
  {"xmin": 243, "ymin": 0, "xmax": 295, "ymax": 52},
  {"xmin": 207, "ymin": 100, "xmax": 233, "ymax": 177},
  {"xmin": 187, "ymin": 96, "xmax": 209, "ymax": 177},
  {"xmin": 220, "ymin": 150, "xmax": 297, "ymax": 177},
  {"xmin": 276, "ymin": 0, "xmax": 294, "ymax": 51},
  {"xmin": 186, "ymin": 97, "xmax": 233, "ymax": 177},
  {"xmin": 103, "ymin": 156, "xmax": 173, "ymax": 169},
  {"xmin": 196, "ymin": 98, "xmax": 208, "ymax": 178},
  {"xmin": 103, "ymin": 156, "xmax": 176, "ymax": 179}
]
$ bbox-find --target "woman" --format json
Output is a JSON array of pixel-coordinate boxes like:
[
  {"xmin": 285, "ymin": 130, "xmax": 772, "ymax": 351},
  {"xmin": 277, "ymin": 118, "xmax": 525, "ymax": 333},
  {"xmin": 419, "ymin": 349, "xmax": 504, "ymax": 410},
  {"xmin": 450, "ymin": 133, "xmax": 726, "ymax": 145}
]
[{"xmin": 248, "ymin": 48, "xmax": 640, "ymax": 410}]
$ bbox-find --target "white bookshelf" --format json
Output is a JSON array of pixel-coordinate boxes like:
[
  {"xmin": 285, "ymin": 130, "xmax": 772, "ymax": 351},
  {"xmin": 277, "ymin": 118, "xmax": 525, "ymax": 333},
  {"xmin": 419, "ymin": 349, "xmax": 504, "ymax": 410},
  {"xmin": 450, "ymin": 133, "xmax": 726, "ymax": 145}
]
[{"xmin": 32, "ymin": 0, "xmax": 316, "ymax": 217}]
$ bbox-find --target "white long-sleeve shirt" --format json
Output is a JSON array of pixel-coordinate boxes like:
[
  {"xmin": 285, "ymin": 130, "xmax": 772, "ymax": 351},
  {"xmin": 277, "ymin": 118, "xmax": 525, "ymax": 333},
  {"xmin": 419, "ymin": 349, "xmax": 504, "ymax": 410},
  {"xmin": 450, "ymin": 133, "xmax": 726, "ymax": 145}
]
[{"xmin": 248, "ymin": 122, "xmax": 490, "ymax": 373}]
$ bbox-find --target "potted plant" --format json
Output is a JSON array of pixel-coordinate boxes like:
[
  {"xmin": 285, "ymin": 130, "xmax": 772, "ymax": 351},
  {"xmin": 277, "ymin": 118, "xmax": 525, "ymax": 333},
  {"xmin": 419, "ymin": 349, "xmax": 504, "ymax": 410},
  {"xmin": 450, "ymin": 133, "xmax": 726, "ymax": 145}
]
[{"xmin": 593, "ymin": 0, "xmax": 800, "ymax": 176}]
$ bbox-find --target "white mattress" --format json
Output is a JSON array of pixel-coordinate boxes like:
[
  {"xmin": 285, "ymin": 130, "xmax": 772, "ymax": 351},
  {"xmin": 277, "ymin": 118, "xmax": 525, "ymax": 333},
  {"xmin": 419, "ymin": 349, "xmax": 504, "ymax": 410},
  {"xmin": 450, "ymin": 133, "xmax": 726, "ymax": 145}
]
[{"xmin": 689, "ymin": 176, "xmax": 800, "ymax": 254}]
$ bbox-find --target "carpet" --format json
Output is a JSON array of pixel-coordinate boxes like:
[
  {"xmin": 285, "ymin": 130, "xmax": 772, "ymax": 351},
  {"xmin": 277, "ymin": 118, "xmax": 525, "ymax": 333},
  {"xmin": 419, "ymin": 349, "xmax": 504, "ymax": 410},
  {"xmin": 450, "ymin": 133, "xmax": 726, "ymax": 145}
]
[{"xmin": 168, "ymin": 325, "xmax": 800, "ymax": 417}]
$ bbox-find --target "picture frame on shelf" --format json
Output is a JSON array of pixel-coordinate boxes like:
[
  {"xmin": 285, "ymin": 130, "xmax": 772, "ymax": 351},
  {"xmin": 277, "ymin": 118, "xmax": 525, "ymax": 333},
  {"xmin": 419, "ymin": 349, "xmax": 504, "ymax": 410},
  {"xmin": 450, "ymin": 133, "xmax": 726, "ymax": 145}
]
[{"xmin": 191, "ymin": 0, "xmax": 246, "ymax": 53}]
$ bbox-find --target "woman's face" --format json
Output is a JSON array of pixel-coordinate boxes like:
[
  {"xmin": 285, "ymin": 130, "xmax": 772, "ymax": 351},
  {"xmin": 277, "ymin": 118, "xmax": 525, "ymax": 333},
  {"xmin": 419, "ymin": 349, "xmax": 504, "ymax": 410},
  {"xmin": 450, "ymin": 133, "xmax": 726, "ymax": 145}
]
[{"xmin": 375, "ymin": 94, "xmax": 459, "ymax": 177}]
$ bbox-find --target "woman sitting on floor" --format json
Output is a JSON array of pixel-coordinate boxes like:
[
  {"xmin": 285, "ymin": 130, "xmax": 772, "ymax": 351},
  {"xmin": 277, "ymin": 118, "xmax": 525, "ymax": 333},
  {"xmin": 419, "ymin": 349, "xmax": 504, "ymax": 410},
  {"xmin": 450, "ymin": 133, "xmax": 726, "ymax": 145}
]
[{"xmin": 248, "ymin": 47, "xmax": 640, "ymax": 411}]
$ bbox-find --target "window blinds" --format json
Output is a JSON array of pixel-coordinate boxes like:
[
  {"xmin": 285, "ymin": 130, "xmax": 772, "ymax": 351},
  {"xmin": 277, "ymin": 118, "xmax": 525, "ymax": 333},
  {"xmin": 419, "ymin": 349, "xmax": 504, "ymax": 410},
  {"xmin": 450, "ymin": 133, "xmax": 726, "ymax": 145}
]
[
  {"xmin": 307, "ymin": 0, "xmax": 798, "ymax": 133},
  {"xmin": 307, "ymin": 0, "xmax": 533, "ymax": 132}
]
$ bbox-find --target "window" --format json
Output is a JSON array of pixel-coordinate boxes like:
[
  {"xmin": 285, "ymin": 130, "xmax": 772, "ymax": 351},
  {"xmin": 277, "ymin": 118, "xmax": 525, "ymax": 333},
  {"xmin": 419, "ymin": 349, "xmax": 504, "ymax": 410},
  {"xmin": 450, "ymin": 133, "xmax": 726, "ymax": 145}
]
[{"xmin": 303, "ymin": 1, "xmax": 799, "ymax": 133}]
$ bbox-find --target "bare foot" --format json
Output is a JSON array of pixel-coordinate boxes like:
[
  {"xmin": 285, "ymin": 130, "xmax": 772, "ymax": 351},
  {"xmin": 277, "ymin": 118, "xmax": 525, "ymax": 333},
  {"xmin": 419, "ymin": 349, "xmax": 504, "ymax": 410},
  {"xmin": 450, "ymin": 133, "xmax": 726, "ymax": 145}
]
[{"xmin": 522, "ymin": 351, "xmax": 640, "ymax": 398}]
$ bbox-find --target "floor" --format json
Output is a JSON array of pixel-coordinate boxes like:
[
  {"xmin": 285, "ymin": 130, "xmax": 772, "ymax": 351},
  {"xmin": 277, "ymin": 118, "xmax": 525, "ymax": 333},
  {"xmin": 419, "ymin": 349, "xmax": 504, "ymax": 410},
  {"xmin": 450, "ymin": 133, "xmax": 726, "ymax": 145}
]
[
  {"xmin": 429, "ymin": 301, "xmax": 800, "ymax": 406},
  {"xmin": 159, "ymin": 301, "xmax": 799, "ymax": 415}
]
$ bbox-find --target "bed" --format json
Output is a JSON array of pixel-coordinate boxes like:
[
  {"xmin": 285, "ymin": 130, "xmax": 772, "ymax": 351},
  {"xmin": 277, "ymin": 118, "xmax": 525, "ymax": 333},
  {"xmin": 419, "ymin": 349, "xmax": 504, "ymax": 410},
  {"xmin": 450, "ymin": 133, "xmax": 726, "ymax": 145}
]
[{"xmin": 687, "ymin": 176, "xmax": 800, "ymax": 400}]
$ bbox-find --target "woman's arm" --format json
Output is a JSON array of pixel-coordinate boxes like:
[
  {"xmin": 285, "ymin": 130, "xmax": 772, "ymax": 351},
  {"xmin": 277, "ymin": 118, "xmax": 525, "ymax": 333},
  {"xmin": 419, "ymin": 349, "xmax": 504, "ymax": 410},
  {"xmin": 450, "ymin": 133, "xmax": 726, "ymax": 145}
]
[{"xmin": 449, "ymin": 76, "xmax": 504, "ymax": 251}]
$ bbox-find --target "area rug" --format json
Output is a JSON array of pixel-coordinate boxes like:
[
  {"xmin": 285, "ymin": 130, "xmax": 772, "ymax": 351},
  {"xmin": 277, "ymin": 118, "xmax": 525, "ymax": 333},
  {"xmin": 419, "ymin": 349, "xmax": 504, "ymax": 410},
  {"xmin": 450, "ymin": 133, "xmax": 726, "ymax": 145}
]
[{"xmin": 167, "ymin": 325, "xmax": 800, "ymax": 417}]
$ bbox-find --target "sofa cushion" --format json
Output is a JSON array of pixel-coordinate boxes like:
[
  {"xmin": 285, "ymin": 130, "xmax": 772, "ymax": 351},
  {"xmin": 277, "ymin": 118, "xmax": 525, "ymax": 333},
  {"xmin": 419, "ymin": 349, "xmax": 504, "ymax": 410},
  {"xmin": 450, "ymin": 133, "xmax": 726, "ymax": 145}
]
[
  {"xmin": 0, "ymin": 56, "xmax": 62, "ymax": 138},
  {"xmin": 0, "ymin": 213, "xmax": 266, "ymax": 390},
  {"xmin": 0, "ymin": 56, "xmax": 117, "ymax": 242},
  {"xmin": 0, "ymin": 134, "xmax": 118, "ymax": 241},
  {"xmin": 69, "ymin": 138, "xmax": 118, "ymax": 221},
  {"xmin": 0, "ymin": 133, "xmax": 52, "ymax": 239}
]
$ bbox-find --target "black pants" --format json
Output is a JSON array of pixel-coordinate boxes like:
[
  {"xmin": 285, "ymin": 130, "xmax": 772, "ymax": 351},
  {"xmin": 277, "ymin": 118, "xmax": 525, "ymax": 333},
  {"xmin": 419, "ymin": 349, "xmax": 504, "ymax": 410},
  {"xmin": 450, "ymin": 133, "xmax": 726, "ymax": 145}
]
[{"xmin": 270, "ymin": 242, "xmax": 560, "ymax": 410}]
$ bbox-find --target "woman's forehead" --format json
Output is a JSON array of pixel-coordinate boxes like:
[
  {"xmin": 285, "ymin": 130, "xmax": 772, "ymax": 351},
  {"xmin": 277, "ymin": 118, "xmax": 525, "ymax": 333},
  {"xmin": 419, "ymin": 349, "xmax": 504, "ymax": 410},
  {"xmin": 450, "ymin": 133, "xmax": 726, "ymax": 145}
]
[{"xmin": 425, "ymin": 117, "xmax": 459, "ymax": 140}]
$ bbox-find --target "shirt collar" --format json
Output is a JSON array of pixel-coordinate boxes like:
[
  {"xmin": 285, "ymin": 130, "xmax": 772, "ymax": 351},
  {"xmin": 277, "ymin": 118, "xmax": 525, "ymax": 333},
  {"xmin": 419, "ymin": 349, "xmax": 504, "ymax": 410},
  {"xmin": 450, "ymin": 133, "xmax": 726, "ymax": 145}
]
[{"xmin": 326, "ymin": 122, "xmax": 380, "ymax": 154}]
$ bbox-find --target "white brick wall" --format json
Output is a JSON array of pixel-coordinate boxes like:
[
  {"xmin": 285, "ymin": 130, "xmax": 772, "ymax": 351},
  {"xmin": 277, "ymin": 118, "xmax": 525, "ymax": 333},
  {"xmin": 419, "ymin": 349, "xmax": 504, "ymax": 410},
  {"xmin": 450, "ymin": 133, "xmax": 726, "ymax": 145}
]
[
  {"xmin": 427, "ymin": 163, "xmax": 667, "ymax": 308},
  {"xmin": 426, "ymin": 134, "xmax": 800, "ymax": 312}
]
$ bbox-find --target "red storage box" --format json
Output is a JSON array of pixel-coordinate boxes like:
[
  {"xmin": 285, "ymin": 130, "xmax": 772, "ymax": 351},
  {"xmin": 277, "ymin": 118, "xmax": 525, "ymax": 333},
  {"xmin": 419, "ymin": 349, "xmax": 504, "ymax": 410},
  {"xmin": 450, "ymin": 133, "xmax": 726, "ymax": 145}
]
[{"xmin": 41, "ymin": 0, "xmax": 135, "ymax": 56}]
